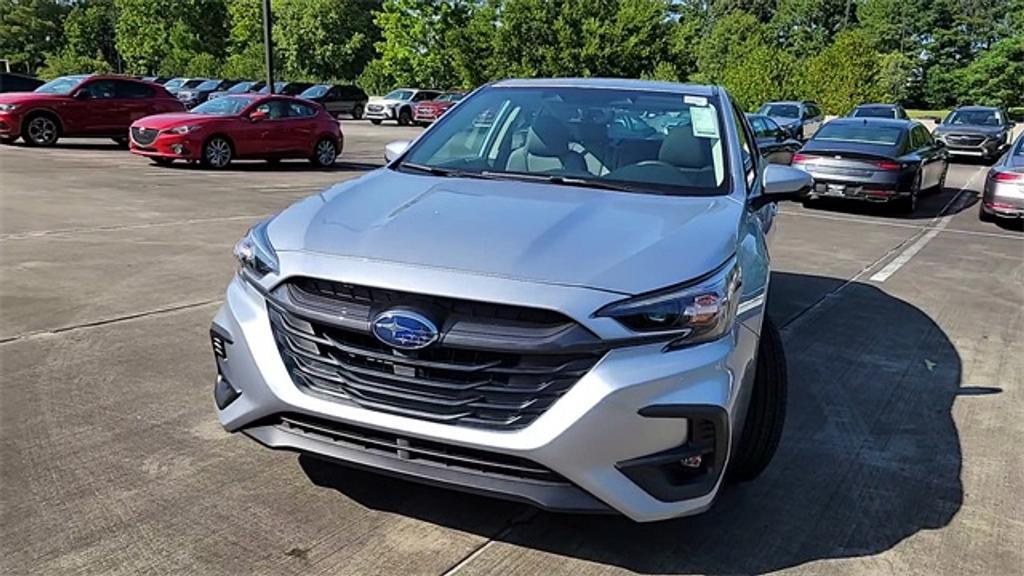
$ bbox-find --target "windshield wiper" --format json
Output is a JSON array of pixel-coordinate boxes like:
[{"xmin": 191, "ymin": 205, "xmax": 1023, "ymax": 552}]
[
  {"xmin": 480, "ymin": 171, "xmax": 653, "ymax": 194},
  {"xmin": 398, "ymin": 163, "xmax": 504, "ymax": 181}
]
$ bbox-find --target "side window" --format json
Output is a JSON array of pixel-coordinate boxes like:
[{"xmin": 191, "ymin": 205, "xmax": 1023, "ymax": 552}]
[
  {"xmin": 327, "ymin": 86, "xmax": 342, "ymax": 99},
  {"xmin": 750, "ymin": 117, "xmax": 768, "ymax": 138},
  {"xmin": 287, "ymin": 102, "xmax": 316, "ymax": 118},
  {"xmin": 765, "ymin": 118, "xmax": 784, "ymax": 138},
  {"xmin": 115, "ymin": 80, "xmax": 154, "ymax": 99},
  {"xmin": 412, "ymin": 91, "xmax": 430, "ymax": 102},
  {"xmin": 914, "ymin": 126, "xmax": 933, "ymax": 148},
  {"xmin": 80, "ymin": 80, "xmax": 116, "ymax": 99},
  {"xmin": 731, "ymin": 102, "xmax": 756, "ymax": 188},
  {"xmin": 256, "ymin": 100, "xmax": 290, "ymax": 119}
]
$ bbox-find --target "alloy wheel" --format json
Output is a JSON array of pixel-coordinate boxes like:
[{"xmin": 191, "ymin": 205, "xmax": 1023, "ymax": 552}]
[
  {"xmin": 27, "ymin": 116, "xmax": 58, "ymax": 146},
  {"xmin": 204, "ymin": 138, "xmax": 232, "ymax": 169},
  {"xmin": 314, "ymin": 139, "xmax": 337, "ymax": 167}
]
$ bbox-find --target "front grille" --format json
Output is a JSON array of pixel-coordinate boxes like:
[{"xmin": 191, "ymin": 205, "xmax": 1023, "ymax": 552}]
[
  {"xmin": 367, "ymin": 104, "xmax": 384, "ymax": 112},
  {"xmin": 276, "ymin": 413, "xmax": 568, "ymax": 483},
  {"xmin": 946, "ymin": 134, "xmax": 985, "ymax": 147},
  {"xmin": 267, "ymin": 279, "xmax": 605, "ymax": 430},
  {"xmin": 131, "ymin": 127, "xmax": 158, "ymax": 146}
]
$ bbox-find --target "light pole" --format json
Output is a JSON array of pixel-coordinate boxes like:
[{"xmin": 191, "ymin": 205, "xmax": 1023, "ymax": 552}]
[{"xmin": 262, "ymin": 0, "xmax": 274, "ymax": 93}]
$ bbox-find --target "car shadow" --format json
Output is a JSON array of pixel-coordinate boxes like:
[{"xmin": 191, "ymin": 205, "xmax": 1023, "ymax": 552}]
[
  {"xmin": 1, "ymin": 141, "xmax": 123, "ymax": 151},
  {"xmin": 154, "ymin": 160, "xmax": 381, "ymax": 173},
  {"xmin": 296, "ymin": 271, "xmax": 964, "ymax": 574}
]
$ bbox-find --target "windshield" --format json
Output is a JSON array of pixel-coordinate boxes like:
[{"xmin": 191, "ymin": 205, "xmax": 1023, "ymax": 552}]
[
  {"xmin": 181, "ymin": 79, "xmax": 205, "ymax": 89},
  {"xmin": 814, "ymin": 123, "xmax": 903, "ymax": 146},
  {"xmin": 34, "ymin": 75, "xmax": 88, "ymax": 95},
  {"xmin": 191, "ymin": 96, "xmax": 251, "ymax": 116},
  {"xmin": 398, "ymin": 86, "xmax": 729, "ymax": 196},
  {"xmin": 439, "ymin": 93, "xmax": 463, "ymax": 102},
  {"xmin": 259, "ymin": 82, "xmax": 288, "ymax": 94},
  {"xmin": 301, "ymin": 85, "xmax": 329, "ymax": 98},
  {"xmin": 196, "ymin": 80, "xmax": 221, "ymax": 91},
  {"xmin": 384, "ymin": 90, "xmax": 413, "ymax": 101},
  {"xmin": 759, "ymin": 104, "xmax": 799, "ymax": 118},
  {"xmin": 164, "ymin": 78, "xmax": 186, "ymax": 90},
  {"xmin": 227, "ymin": 81, "xmax": 253, "ymax": 93},
  {"xmin": 945, "ymin": 109, "xmax": 1003, "ymax": 126},
  {"xmin": 852, "ymin": 107, "xmax": 896, "ymax": 119}
]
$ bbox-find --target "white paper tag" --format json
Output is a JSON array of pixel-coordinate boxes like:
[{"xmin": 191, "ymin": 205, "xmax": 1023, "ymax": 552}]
[
  {"xmin": 690, "ymin": 106, "xmax": 719, "ymax": 139},
  {"xmin": 684, "ymin": 95, "xmax": 708, "ymax": 107}
]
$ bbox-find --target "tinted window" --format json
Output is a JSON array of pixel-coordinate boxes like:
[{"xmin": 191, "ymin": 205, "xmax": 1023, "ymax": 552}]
[
  {"xmin": 808, "ymin": 104, "xmax": 821, "ymax": 118},
  {"xmin": 732, "ymin": 103, "xmax": 755, "ymax": 186},
  {"xmin": 815, "ymin": 122, "xmax": 904, "ymax": 146},
  {"xmin": 749, "ymin": 117, "xmax": 769, "ymax": 138},
  {"xmin": 400, "ymin": 86, "xmax": 730, "ymax": 196},
  {"xmin": 196, "ymin": 80, "xmax": 222, "ymax": 91},
  {"xmin": 299, "ymin": 85, "xmax": 329, "ymax": 98},
  {"xmin": 164, "ymin": 78, "xmax": 186, "ymax": 90},
  {"xmin": 116, "ymin": 80, "xmax": 154, "ymax": 99},
  {"xmin": 35, "ymin": 75, "xmax": 89, "ymax": 95},
  {"xmin": 182, "ymin": 79, "xmax": 205, "ymax": 89},
  {"xmin": 227, "ymin": 81, "xmax": 254, "ymax": 93},
  {"xmin": 853, "ymin": 107, "xmax": 896, "ymax": 119},
  {"xmin": 759, "ymin": 104, "xmax": 800, "ymax": 118},
  {"xmin": 80, "ymin": 80, "xmax": 117, "ymax": 99}
]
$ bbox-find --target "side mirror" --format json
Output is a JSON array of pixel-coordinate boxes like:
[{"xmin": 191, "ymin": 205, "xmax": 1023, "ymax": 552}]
[
  {"xmin": 73, "ymin": 90, "xmax": 91, "ymax": 100},
  {"xmin": 384, "ymin": 140, "xmax": 410, "ymax": 162},
  {"xmin": 249, "ymin": 110, "xmax": 267, "ymax": 123},
  {"xmin": 750, "ymin": 165, "xmax": 813, "ymax": 210}
]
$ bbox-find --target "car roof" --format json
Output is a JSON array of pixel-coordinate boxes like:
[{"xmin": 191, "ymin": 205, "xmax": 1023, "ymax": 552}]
[
  {"xmin": 954, "ymin": 105, "xmax": 1000, "ymax": 111},
  {"xmin": 828, "ymin": 117, "xmax": 915, "ymax": 128},
  {"xmin": 491, "ymin": 77, "xmax": 719, "ymax": 96},
  {"xmin": 855, "ymin": 103, "xmax": 899, "ymax": 108}
]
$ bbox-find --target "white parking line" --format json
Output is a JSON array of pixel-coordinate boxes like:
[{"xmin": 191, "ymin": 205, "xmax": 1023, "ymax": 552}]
[{"xmin": 868, "ymin": 169, "xmax": 985, "ymax": 283}]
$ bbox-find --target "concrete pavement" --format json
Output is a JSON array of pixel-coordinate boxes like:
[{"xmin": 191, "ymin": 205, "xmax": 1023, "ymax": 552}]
[{"xmin": 1, "ymin": 123, "xmax": 1021, "ymax": 575}]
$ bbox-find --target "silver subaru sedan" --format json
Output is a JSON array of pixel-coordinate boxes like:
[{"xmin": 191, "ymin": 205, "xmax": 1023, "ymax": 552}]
[{"xmin": 210, "ymin": 78, "xmax": 811, "ymax": 522}]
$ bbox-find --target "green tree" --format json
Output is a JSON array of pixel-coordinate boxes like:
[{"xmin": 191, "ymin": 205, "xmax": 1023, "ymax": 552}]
[
  {"xmin": 800, "ymin": 28, "xmax": 886, "ymax": 114},
  {"xmin": 275, "ymin": 0, "xmax": 381, "ymax": 81},
  {"xmin": 63, "ymin": 0, "xmax": 119, "ymax": 67},
  {"xmin": 954, "ymin": 34, "xmax": 1024, "ymax": 108},
  {"xmin": 114, "ymin": 0, "xmax": 227, "ymax": 75},
  {"xmin": 370, "ymin": 0, "xmax": 478, "ymax": 89},
  {"xmin": 0, "ymin": 0, "xmax": 70, "ymax": 74},
  {"xmin": 771, "ymin": 0, "xmax": 853, "ymax": 54}
]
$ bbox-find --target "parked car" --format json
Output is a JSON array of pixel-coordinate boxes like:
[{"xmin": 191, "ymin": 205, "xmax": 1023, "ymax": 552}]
[
  {"xmin": 141, "ymin": 76, "xmax": 172, "ymax": 85},
  {"xmin": 979, "ymin": 130, "xmax": 1024, "ymax": 222},
  {"xmin": 0, "ymin": 74, "xmax": 184, "ymax": 146},
  {"xmin": 746, "ymin": 113, "xmax": 803, "ymax": 165},
  {"xmin": 208, "ymin": 80, "xmax": 265, "ymax": 101},
  {"xmin": 932, "ymin": 105, "xmax": 1015, "ymax": 162},
  {"xmin": 129, "ymin": 93, "xmax": 342, "ymax": 169},
  {"xmin": 211, "ymin": 78, "xmax": 813, "ymax": 522},
  {"xmin": 176, "ymin": 79, "xmax": 236, "ymax": 108},
  {"xmin": 163, "ymin": 77, "xmax": 198, "ymax": 96},
  {"xmin": 792, "ymin": 118, "xmax": 948, "ymax": 214},
  {"xmin": 848, "ymin": 103, "xmax": 909, "ymax": 120},
  {"xmin": 365, "ymin": 88, "xmax": 442, "ymax": 125},
  {"xmin": 299, "ymin": 84, "xmax": 369, "ymax": 119},
  {"xmin": 258, "ymin": 81, "xmax": 313, "ymax": 96},
  {"xmin": 0, "ymin": 72, "xmax": 45, "ymax": 93},
  {"xmin": 413, "ymin": 92, "xmax": 464, "ymax": 126},
  {"xmin": 756, "ymin": 100, "xmax": 823, "ymax": 141}
]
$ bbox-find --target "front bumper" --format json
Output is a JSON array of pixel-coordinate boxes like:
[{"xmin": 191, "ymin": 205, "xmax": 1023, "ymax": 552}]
[
  {"xmin": 211, "ymin": 268, "xmax": 761, "ymax": 522},
  {"xmin": 130, "ymin": 130, "xmax": 202, "ymax": 160},
  {"xmin": 938, "ymin": 136, "xmax": 1005, "ymax": 158},
  {"xmin": 364, "ymin": 107, "xmax": 395, "ymax": 120},
  {"xmin": 0, "ymin": 111, "xmax": 22, "ymax": 136}
]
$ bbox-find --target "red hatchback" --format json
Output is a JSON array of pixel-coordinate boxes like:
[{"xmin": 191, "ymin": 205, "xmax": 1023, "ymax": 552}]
[
  {"xmin": 0, "ymin": 74, "xmax": 183, "ymax": 147},
  {"xmin": 129, "ymin": 94, "xmax": 343, "ymax": 168},
  {"xmin": 412, "ymin": 92, "xmax": 464, "ymax": 126}
]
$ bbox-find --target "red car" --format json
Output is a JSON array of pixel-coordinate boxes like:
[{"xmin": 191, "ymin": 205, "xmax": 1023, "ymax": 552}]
[
  {"xmin": 413, "ymin": 92, "xmax": 464, "ymax": 126},
  {"xmin": 129, "ymin": 94, "xmax": 343, "ymax": 169},
  {"xmin": 0, "ymin": 74, "xmax": 183, "ymax": 147}
]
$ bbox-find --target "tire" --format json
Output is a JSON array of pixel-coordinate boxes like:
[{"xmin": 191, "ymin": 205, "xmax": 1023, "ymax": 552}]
[
  {"xmin": 416, "ymin": 121, "xmax": 430, "ymax": 128},
  {"xmin": 201, "ymin": 136, "xmax": 233, "ymax": 169},
  {"xmin": 352, "ymin": 104, "xmax": 364, "ymax": 120},
  {"xmin": 22, "ymin": 113, "xmax": 60, "ymax": 147},
  {"xmin": 397, "ymin": 107, "xmax": 412, "ymax": 126},
  {"xmin": 979, "ymin": 205, "xmax": 994, "ymax": 223},
  {"xmin": 111, "ymin": 136, "xmax": 129, "ymax": 148},
  {"xmin": 370, "ymin": 119, "xmax": 382, "ymax": 125},
  {"xmin": 150, "ymin": 157, "xmax": 174, "ymax": 167},
  {"xmin": 895, "ymin": 174, "xmax": 921, "ymax": 215},
  {"xmin": 728, "ymin": 315, "xmax": 788, "ymax": 482},
  {"xmin": 310, "ymin": 138, "xmax": 337, "ymax": 167}
]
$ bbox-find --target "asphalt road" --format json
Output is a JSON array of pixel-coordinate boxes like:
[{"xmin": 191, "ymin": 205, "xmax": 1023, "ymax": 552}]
[{"xmin": 1, "ymin": 121, "xmax": 1022, "ymax": 576}]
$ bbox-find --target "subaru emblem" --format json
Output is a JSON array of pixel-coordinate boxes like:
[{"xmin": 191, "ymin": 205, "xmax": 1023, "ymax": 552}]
[{"xmin": 371, "ymin": 310, "xmax": 439, "ymax": 350}]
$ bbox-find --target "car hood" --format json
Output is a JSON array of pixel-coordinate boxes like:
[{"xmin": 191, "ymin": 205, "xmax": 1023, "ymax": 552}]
[
  {"xmin": 369, "ymin": 98, "xmax": 405, "ymax": 107},
  {"xmin": 132, "ymin": 112, "xmax": 215, "ymax": 129},
  {"xmin": 933, "ymin": 124, "xmax": 1008, "ymax": 137},
  {"xmin": 0, "ymin": 91, "xmax": 64, "ymax": 105},
  {"xmin": 267, "ymin": 170, "xmax": 741, "ymax": 295}
]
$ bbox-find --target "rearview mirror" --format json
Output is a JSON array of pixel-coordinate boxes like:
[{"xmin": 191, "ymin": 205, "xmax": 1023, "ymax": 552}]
[
  {"xmin": 249, "ymin": 110, "xmax": 267, "ymax": 123},
  {"xmin": 384, "ymin": 140, "xmax": 410, "ymax": 162},
  {"xmin": 750, "ymin": 165, "xmax": 813, "ymax": 210}
]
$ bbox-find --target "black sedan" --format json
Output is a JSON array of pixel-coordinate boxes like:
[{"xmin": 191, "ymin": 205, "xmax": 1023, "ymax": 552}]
[
  {"xmin": 791, "ymin": 118, "xmax": 948, "ymax": 214},
  {"xmin": 258, "ymin": 82, "xmax": 313, "ymax": 96},
  {"xmin": 746, "ymin": 114, "xmax": 803, "ymax": 164}
]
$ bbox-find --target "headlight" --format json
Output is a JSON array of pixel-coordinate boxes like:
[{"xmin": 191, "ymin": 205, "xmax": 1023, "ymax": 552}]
[
  {"xmin": 169, "ymin": 125, "xmax": 201, "ymax": 134},
  {"xmin": 0, "ymin": 103, "xmax": 18, "ymax": 112},
  {"xmin": 233, "ymin": 219, "xmax": 278, "ymax": 277},
  {"xmin": 596, "ymin": 257, "xmax": 741, "ymax": 349}
]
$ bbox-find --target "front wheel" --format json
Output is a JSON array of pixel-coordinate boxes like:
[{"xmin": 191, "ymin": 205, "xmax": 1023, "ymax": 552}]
[
  {"xmin": 728, "ymin": 315, "xmax": 788, "ymax": 482},
  {"xmin": 397, "ymin": 107, "xmax": 412, "ymax": 126},
  {"xmin": 352, "ymin": 104, "xmax": 364, "ymax": 120},
  {"xmin": 22, "ymin": 114, "xmax": 60, "ymax": 147},
  {"xmin": 369, "ymin": 119, "xmax": 382, "ymax": 125},
  {"xmin": 201, "ymin": 136, "xmax": 233, "ymax": 169},
  {"xmin": 310, "ymin": 138, "xmax": 338, "ymax": 167}
]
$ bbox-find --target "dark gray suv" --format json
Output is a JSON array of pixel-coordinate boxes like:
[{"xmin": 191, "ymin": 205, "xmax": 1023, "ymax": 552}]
[{"xmin": 932, "ymin": 106, "xmax": 1015, "ymax": 162}]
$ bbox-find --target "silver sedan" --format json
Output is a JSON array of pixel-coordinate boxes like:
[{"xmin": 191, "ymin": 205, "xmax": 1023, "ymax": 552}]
[{"xmin": 980, "ymin": 131, "xmax": 1024, "ymax": 222}]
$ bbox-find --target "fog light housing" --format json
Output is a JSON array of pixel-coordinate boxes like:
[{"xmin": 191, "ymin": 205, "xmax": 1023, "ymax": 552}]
[
  {"xmin": 171, "ymin": 144, "xmax": 184, "ymax": 155},
  {"xmin": 214, "ymin": 375, "xmax": 241, "ymax": 409}
]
